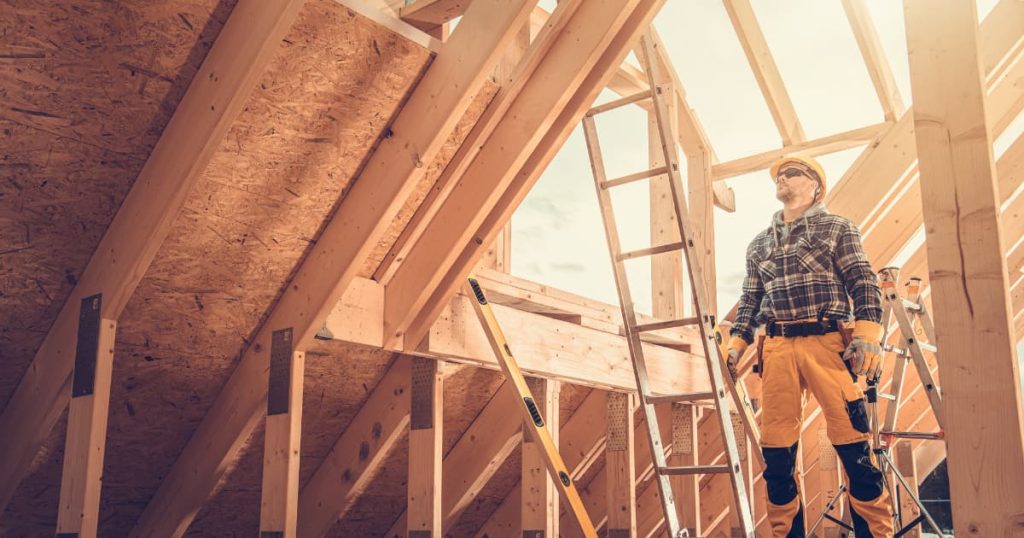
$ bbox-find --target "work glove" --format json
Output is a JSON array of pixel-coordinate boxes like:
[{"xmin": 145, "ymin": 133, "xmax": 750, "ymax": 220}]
[
  {"xmin": 843, "ymin": 320, "xmax": 884, "ymax": 381},
  {"xmin": 725, "ymin": 335, "xmax": 749, "ymax": 380}
]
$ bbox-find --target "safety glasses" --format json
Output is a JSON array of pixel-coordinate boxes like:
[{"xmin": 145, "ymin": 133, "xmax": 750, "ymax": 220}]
[{"xmin": 774, "ymin": 167, "xmax": 809, "ymax": 183}]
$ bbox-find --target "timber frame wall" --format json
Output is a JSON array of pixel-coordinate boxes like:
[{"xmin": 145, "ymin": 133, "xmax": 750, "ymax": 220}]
[{"xmin": 1, "ymin": 0, "xmax": 1022, "ymax": 536}]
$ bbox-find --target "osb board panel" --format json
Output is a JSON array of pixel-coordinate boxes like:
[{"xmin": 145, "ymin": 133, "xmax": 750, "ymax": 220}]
[
  {"xmin": 329, "ymin": 364, "xmax": 506, "ymax": 536},
  {"xmin": 189, "ymin": 343, "xmax": 396, "ymax": 536},
  {"xmin": 358, "ymin": 78, "xmax": 499, "ymax": 278},
  {"xmin": 0, "ymin": 0, "xmax": 236, "ymax": 410},
  {"xmin": 2, "ymin": 1, "xmax": 434, "ymax": 534}
]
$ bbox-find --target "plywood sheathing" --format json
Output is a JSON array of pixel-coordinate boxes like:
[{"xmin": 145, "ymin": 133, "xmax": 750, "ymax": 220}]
[
  {"xmin": 0, "ymin": 0, "xmax": 237, "ymax": 412},
  {"xmin": 1, "ymin": 0, "xmax": 455, "ymax": 533}
]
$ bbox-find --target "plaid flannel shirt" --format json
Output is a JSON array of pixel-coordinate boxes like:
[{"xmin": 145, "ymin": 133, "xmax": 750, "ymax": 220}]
[{"xmin": 730, "ymin": 203, "xmax": 883, "ymax": 344}]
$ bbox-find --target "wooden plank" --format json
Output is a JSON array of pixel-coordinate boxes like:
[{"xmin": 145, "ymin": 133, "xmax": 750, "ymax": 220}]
[
  {"xmin": 128, "ymin": 3, "xmax": 539, "ymax": 534},
  {"xmin": 711, "ymin": 123, "xmax": 889, "ymax": 181},
  {"xmin": 390, "ymin": 0, "xmax": 666, "ymax": 351},
  {"xmin": 605, "ymin": 392, "xmax": 636, "ymax": 537},
  {"xmin": 372, "ymin": 0, "xmax": 583, "ymax": 284},
  {"xmin": 904, "ymin": 1, "xmax": 1024, "ymax": 533},
  {"xmin": 722, "ymin": 0, "xmax": 805, "ymax": 144},
  {"xmin": 297, "ymin": 359, "xmax": 412, "ymax": 538},
  {"xmin": 56, "ymin": 296, "xmax": 115, "ymax": 538},
  {"xmin": 0, "ymin": 0, "xmax": 308, "ymax": 514},
  {"xmin": 385, "ymin": 382, "xmax": 522, "ymax": 537},
  {"xmin": 259, "ymin": 329, "xmax": 304, "ymax": 538},
  {"xmin": 338, "ymin": 0, "xmax": 443, "ymax": 51},
  {"xmin": 522, "ymin": 378, "xmax": 559, "ymax": 537},
  {"xmin": 400, "ymin": 0, "xmax": 468, "ymax": 32},
  {"xmin": 669, "ymin": 404, "xmax": 700, "ymax": 537},
  {"xmin": 474, "ymin": 389, "xmax": 607, "ymax": 538},
  {"xmin": 894, "ymin": 442, "xmax": 922, "ymax": 538},
  {"xmin": 408, "ymin": 358, "xmax": 443, "ymax": 536},
  {"xmin": 842, "ymin": 0, "xmax": 905, "ymax": 121}
]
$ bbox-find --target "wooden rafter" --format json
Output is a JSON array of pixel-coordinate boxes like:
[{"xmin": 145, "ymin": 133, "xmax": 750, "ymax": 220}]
[
  {"xmin": 385, "ymin": 0, "xmax": 666, "ymax": 351},
  {"xmin": 383, "ymin": 382, "xmax": 522, "ymax": 536},
  {"xmin": 399, "ymin": 0, "xmax": 467, "ymax": 33},
  {"xmin": 296, "ymin": 358, "xmax": 412, "ymax": 537},
  {"xmin": 259, "ymin": 330, "xmax": 304, "ymax": 537},
  {"xmin": 128, "ymin": 3, "xmax": 539, "ymax": 534},
  {"xmin": 722, "ymin": 0, "xmax": 805, "ymax": 145},
  {"xmin": 905, "ymin": 1, "xmax": 1024, "ymax": 530},
  {"xmin": 372, "ymin": 0, "xmax": 585, "ymax": 284},
  {"xmin": 841, "ymin": 0, "xmax": 906, "ymax": 121},
  {"xmin": 0, "ymin": 0, "xmax": 308, "ymax": 514},
  {"xmin": 711, "ymin": 122, "xmax": 890, "ymax": 181},
  {"xmin": 476, "ymin": 390, "xmax": 608, "ymax": 537}
]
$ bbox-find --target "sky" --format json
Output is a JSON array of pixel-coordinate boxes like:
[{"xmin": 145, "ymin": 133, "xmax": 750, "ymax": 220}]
[{"xmin": 509, "ymin": 0, "xmax": 1022, "ymax": 326}]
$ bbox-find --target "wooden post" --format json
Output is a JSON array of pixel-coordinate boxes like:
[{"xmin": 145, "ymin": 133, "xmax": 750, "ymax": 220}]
[
  {"xmin": 56, "ymin": 294, "xmax": 115, "ymax": 538},
  {"xmin": 522, "ymin": 377, "xmax": 559, "ymax": 537},
  {"xmin": 904, "ymin": 0, "xmax": 1024, "ymax": 533},
  {"xmin": 259, "ymin": 328, "xmax": 304, "ymax": 538},
  {"xmin": 670, "ymin": 403, "xmax": 699, "ymax": 536},
  {"xmin": 816, "ymin": 426, "xmax": 843, "ymax": 537},
  {"xmin": 408, "ymin": 358, "xmax": 443, "ymax": 536},
  {"xmin": 894, "ymin": 442, "xmax": 922, "ymax": 538},
  {"xmin": 606, "ymin": 392, "xmax": 636, "ymax": 537}
]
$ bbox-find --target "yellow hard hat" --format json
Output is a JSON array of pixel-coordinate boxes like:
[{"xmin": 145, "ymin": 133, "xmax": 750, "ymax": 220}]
[{"xmin": 770, "ymin": 155, "xmax": 827, "ymax": 203}]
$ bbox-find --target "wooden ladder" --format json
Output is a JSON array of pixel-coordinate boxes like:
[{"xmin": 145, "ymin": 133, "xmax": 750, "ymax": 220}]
[{"xmin": 580, "ymin": 30, "xmax": 760, "ymax": 538}]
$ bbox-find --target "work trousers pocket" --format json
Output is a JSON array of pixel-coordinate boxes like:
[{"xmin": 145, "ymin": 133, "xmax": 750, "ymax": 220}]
[{"xmin": 843, "ymin": 385, "xmax": 870, "ymax": 434}]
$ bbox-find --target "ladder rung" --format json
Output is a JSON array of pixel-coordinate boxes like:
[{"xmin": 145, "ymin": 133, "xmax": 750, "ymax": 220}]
[
  {"xmin": 645, "ymin": 391, "xmax": 715, "ymax": 405},
  {"xmin": 918, "ymin": 342, "xmax": 937, "ymax": 353},
  {"xmin": 587, "ymin": 89, "xmax": 652, "ymax": 116},
  {"xmin": 658, "ymin": 464, "xmax": 731, "ymax": 476},
  {"xmin": 635, "ymin": 317, "xmax": 700, "ymax": 333},
  {"xmin": 600, "ymin": 166, "xmax": 669, "ymax": 189},
  {"xmin": 882, "ymin": 430, "xmax": 945, "ymax": 440},
  {"xmin": 618, "ymin": 241, "xmax": 684, "ymax": 262}
]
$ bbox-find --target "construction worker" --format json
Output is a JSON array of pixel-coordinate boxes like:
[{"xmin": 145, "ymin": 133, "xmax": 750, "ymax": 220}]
[{"xmin": 725, "ymin": 155, "xmax": 893, "ymax": 537}]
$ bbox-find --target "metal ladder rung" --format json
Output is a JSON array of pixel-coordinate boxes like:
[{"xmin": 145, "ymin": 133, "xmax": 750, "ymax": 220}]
[
  {"xmin": 600, "ymin": 166, "xmax": 669, "ymax": 190},
  {"xmin": 917, "ymin": 342, "xmax": 937, "ymax": 353},
  {"xmin": 658, "ymin": 464, "xmax": 731, "ymax": 476},
  {"xmin": 634, "ymin": 317, "xmax": 700, "ymax": 333},
  {"xmin": 644, "ymin": 391, "xmax": 715, "ymax": 405},
  {"xmin": 617, "ymin": 241, "xmax": 684, "ymax": 262},
  {"xmin": 586, "ymin": 89, "xmax": 652, "ymax": 116}
]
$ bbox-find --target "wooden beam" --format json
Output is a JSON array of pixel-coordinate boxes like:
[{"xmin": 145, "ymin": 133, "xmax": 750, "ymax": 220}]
[
  {"xmin": 297, "ymin": 358, "xmax": 411, "ymax": 538},
  {"xmin": 327, "ymin": 276, "xmax": 711, "ymax": 395},
  {"xmin": 372, "ymin": 0, "xmax": 583, "ymax": 284},
  {"xmin": 408, "ymin": 358, "xmax": 443, "ymax": 536},
  {"xmin": 388, "ymin": 0, "xmax": 666, "ymax": 351},
  {"xmin": 400, "ymin": 0, "xmax": 467, "ymax": 34},
  {"xmin": 0, "ymin": 0, "xmax": 308, "ymax": 514},
  {"xmin": 474, "ymin": 389, "xmax": 607, "ymax": 538},
  {"xmin": 711, "ymin": 122, "xmax": 890, "ymax": 181},
  {"xmin": 894, "ymin": 442, "xmax": 922, "ymax": 538},
  {"xmin": 259, "ymin": 329, "xmax": 304, "ymax": 538},
  {"xmin": 842, "ymin": 0, "xmax": 906, "ymax": 121},
  {"xmin": 669, "ymin": 404, "xmax": 700, "ymax": 537},
  {"xmin": 522, "ymin": 378, "xmax": 559, "ymax": 537},
  {"xmin": 904, "ymin": 1, "xmax": 1024, "ymax": 532},
  {"xmin": 56, "ymin": 296, "xmax": 115, "ymax": 538},
  {"xmin": 605, "ymin": 392, "xmax": 637, "ymax": 537},
  {"xmin": 384, "ymin": 382, "xmax": 521, "ymax": 537},
  {"xmin": 337, "ymin": 0, "xmax": 443, "ymax": 51},
  {"xmin": 722, "ymin": 0, "xmax": 805, "ymax": 144},
  {"xmin": 129, "ymin": 3, "xmax": 539, "ymax": 534}
]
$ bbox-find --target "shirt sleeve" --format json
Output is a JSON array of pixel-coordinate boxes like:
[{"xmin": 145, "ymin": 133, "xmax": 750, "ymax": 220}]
[
  {"xmin": 730, "ymin": 241, "xmax": 765, "ymax": 344},
  {"xmin": 834, "ymin": 222, "xmax": 883, "ymax": 323}
]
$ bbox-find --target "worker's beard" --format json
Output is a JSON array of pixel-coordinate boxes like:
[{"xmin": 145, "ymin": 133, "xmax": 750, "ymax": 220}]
[{"xmin": 776, "ymin": 187, "xmax": 794, "ymax": 203}]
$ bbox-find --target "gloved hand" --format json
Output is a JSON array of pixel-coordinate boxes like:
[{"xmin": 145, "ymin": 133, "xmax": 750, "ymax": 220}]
[
  {"xmin": 725, "ymin": 335, "xmax": 749, "ymax": 380},
  {"xmin": 843, "ymin": 320, "xmax": 884, "ymax": 381}
]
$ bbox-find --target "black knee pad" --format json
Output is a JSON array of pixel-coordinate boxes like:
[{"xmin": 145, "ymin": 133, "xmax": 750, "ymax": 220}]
[
  {"xmin": 762, "ymin": 443, "xmax": 800, "ymax": 505},
  {"xmin": 834, "ymin": 441, "xmax": 884, "ymax": 501}
]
